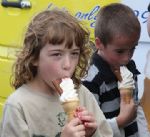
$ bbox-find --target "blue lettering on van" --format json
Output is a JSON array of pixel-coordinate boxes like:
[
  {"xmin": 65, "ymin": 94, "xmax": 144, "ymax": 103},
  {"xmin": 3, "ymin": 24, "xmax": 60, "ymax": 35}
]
[
  {"xmin": 47, "ymin": 3, "xmax": 148, "ymax": 28},
  {"xmin": 75, "ymin": 5, "xmax": 100, "ymax": 28},
  {"xmin": 141, "ymin": 11, "xmax": 149, "ymax": 23},
  {"xmin": 134, "ymin": 10, "xmax": 149, "ymax": 23}
]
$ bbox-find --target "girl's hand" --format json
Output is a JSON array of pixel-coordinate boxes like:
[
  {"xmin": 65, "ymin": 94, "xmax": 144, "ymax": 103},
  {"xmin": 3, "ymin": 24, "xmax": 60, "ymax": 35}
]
[
  {"xmin": 75, "ymin": 107, "xmax": 97, "ymax": 137},
  {"xmin": 61, "ymin": 117, "xmax": 85, "ymax": 137}
]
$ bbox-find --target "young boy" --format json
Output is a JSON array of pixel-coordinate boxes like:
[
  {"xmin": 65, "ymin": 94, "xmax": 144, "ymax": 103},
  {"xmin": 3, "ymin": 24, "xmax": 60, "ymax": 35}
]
[
  {"xmin": 83, "ymin": 3, "xmax": 148, "ymax": 137},
  {"xmin": 0, "ymin": 9, "xmax": 113, "ymax": 137}
]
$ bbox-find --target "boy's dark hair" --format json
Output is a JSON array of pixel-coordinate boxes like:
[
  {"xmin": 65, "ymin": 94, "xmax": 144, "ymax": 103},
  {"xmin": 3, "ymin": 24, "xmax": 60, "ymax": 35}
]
[{"xmin": 95, "ymin": 3, "xmax": 141, "ymax": 46}]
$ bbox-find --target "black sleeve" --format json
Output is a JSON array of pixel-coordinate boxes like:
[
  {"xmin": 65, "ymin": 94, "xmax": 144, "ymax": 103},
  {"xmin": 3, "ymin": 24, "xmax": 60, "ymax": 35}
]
[{"xmin": 82, "ymin": 80, "xmax": 100, "ymax": 95}]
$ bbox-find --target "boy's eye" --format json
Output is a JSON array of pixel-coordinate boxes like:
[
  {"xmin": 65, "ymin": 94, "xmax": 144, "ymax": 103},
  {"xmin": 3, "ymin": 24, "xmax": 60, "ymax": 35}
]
[
  {"xmin": 116, "ymin": 50, "xmax": 125, "ymax": 54},
  {"xmin": 116, "ymin": 47, "xmax": 136, "ymax": 54}
]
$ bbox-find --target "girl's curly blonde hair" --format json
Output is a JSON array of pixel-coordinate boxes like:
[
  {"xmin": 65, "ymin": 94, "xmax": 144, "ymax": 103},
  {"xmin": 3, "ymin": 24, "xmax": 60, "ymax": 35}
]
[{"xmin": 11, "ymin": 9, "xmax": 92, "ymax": 89}]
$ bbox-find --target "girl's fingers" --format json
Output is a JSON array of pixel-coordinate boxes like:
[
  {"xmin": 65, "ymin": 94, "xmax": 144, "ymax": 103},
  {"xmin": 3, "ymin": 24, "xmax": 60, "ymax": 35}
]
[
  {"xmin": 69, "ymin": 117, "xmax": 82, "ymax": 126},
  {"xmin": 76, "ymin": 106, "xmax": 86, "ymax": 112},
  {"xmin": 78, "ymin": 130, "xmax": 86, "ymax": 137},
  {"xmin": 74, "ymin": 107, "xmax": 87, "ymax": 118},
  {"xmin": 76, "ymin": 124, "xmax": 85, "ymax": 131},
  {"xmin": 75, "ymin": 131, "xmax": 85, "ymax": 137},
  {"xmin": 71, "ymin": 120, "xmax": 86, "ymax": 137},
  {"xmin": 78, "ymin": 112, "xmax": 94, "ymax": 122},
  {"xmin": 84, "ymin": 121, "xmax": 97, "ymax": 128},
  {"xmin": 76, "ymin": 125, "xmax": 86, "ymax": 137}
]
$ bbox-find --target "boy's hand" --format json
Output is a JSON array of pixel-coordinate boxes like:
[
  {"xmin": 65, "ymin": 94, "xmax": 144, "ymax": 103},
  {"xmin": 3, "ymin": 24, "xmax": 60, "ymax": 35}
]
[
  {"xmin": 116, "ymin": 98, "xmax": 137, "ymax": 128},
  {"xmin": 61, "ymin": 117, "xmax": 85, "ymax": 137},
  {"xmin": 75, "ymin": 107, "xmax": 97, "ymax": 137}
]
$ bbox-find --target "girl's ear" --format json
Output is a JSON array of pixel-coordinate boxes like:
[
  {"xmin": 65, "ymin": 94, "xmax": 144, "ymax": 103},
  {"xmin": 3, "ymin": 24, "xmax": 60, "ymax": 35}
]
[
  {"xmin": 95, "ymin": 37, "xmax": 105, "ymax": 50},
  {"xmin": 32, "ymin": 60, "xmax": 38, "ymax": 66}
]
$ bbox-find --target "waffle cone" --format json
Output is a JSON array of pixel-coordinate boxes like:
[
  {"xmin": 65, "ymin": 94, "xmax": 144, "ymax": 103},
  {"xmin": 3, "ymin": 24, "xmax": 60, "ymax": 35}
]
[
  {"xmin": 141, "ymin": 78, "xmax": 150, "ymax": 131},
  {"xmin": 62, "ymin": 100, "xmax": 79, "ymax": 122},
  {"xmin": 114, "ymin": 69, "xmax": 122, "ymax": 82},
  {"xmin": 52, "ymin": 79, "xmax": 62, "ymax": 95},
  {"xmin": 120, "ymin": 88, "xmax": 133, "ymax": 104}
]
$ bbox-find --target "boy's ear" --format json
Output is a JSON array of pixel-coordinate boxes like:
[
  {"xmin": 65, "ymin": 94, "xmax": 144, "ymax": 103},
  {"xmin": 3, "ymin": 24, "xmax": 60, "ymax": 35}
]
[{"xmin": 95, "ymin": 37, "xmax": 104, "ymax": 50}]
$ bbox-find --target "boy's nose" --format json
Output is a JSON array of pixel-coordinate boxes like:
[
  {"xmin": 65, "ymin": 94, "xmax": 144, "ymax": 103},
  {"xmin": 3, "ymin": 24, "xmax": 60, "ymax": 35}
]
[{"xmin": 122, "ymin": 54, "xmax": 132, "ymax": 64}]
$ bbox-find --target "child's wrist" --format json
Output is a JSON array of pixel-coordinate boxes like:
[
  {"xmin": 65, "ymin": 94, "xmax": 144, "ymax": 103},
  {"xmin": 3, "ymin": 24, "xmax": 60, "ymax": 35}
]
[{"xmin": 116, "ymin": 115, "xmax": 125, "ymax": 128}]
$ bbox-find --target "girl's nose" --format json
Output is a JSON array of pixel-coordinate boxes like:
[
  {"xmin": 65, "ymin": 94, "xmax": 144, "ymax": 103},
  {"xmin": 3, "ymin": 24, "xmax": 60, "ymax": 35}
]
[{"xmin": 62, "ymin": 56, "xmax": 71, "ymax": 70}]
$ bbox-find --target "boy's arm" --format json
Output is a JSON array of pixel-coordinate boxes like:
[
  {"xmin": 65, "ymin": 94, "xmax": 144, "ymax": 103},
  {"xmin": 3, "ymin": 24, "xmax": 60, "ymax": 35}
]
[
  {"xmin": 82, "ymin": 81, "xmax": 125, "ymax": 136},
  {"xmin": 107, "ymin": 118, "xmax": 125, "ymax": 137},
  {"xmin": 107, "ymin": 97, "xmax": 136, "ymax": 137}
]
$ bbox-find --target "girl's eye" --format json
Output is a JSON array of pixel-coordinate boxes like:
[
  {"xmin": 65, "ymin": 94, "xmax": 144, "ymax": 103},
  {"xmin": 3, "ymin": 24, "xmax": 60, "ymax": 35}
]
[
  {"xmin": 51, "ymin": 53, "xmax": 62, "ymax": 57},
  {"xmin": 72, "ymin": 52, "xmax": 80, "ymax": 55},
  {"xmin": 71, "ymin": 52, "xmax": 80, "ymax": 57}
]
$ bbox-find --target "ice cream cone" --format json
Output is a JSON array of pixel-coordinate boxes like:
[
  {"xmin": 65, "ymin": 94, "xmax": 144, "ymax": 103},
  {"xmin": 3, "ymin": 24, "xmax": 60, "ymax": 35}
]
[
  {"xmin": 114, "ymin": 69, "xmax": 122, "ymax": 82},
  {"xmin": 62, "ymin": 99, "xmax": 79, "ymax": 122},
  {"xmin": 52, "ymin": 79, "xmax": 62, "ymax": 95},
  {"xmin": 120, "ymin": 88, "xmax": 133, "ymax": 104},
  {"xmin": 141, "ymin": 78, "xmax": 150, "ymax": 131}
]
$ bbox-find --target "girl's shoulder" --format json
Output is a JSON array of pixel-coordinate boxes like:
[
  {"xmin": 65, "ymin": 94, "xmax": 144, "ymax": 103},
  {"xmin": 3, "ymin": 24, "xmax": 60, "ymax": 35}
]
[
  {"xmin": 78, "ymin": 84, "xmax": 96, "ymax": 102},
  {"xmin": 5, "ymin": 85, "xmax": 32, "ymax": 107},
  {"xmin": 78, "ymin": 84, "xmax": 91, "ymax": 95}
]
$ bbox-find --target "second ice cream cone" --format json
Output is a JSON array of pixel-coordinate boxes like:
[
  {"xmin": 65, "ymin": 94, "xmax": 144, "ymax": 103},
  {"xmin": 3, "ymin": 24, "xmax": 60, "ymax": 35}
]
[
  {"xmin": 62, "ymin": 100, "xmax": 79, "ymax": 122},
  {"xmin": 141, "ymin": 78, "xmax": 150, "ymax": 131},
  {"xmin": 120, "ymin": 88, "xmax": 133, "ymax": 104},
  {"xmin": 114, "ymin": 69, "xmax": 122, "ymax": 82}
]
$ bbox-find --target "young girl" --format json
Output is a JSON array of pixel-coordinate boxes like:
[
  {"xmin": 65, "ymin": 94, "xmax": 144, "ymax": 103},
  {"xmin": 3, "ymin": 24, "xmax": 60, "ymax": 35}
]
[{"xmin": 0, "ymin": 9, "xmax": 113, "ymax": 137}]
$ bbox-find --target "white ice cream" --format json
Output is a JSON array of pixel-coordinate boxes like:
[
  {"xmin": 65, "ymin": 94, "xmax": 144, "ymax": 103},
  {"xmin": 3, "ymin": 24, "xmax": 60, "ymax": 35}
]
[
  {"xmin": 118, "ymin": 66, "xmax": 135, "ymax": 89},
  {"xmin": 59, "ymin": 78, "xmax": 79, "ymax": 102}
]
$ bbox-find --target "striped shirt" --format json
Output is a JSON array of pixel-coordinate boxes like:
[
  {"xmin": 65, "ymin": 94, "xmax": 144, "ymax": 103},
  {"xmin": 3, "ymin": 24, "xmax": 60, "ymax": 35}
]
[{"xmin": 82, "ymin": 52, "xmax": 140, "ymax": 137}]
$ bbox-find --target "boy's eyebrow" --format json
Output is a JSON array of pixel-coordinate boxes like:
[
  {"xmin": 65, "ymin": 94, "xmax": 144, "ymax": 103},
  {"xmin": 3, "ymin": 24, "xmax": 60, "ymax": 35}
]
[{"xmin": 114, "ymin": 44, "xmax": 137, "ymax": 50}]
